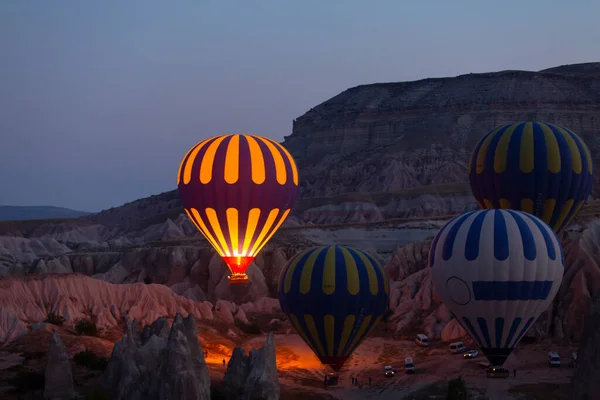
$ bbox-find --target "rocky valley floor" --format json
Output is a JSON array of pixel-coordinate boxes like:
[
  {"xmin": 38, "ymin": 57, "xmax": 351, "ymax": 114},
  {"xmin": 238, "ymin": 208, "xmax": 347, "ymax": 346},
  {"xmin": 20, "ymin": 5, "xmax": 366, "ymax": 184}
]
[
  {"xmin": 0, "ymin": 320, "xmax": 574, "ymax": 400},
  {"xmin": 0, "ymin": 203, "xmax": 598, "ymax": 398}
]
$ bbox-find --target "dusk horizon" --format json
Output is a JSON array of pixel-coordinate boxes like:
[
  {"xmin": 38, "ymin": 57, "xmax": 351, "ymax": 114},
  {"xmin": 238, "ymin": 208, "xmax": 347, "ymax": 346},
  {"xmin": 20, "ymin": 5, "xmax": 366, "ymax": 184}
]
[{"xmin": 2, "ymin": 0, "xmax": 599, "ymax": 212}]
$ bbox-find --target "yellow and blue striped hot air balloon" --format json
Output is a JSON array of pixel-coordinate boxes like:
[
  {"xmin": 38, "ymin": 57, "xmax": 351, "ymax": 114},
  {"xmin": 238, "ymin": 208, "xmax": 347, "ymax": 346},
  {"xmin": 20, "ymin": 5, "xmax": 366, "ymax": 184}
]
[
  {"xmin": 468, "ymin": 122, "xmax": 593, "ymax": 233},
  {"xmin": 278, "ymin": 245, "xmax": 389, "ymax": 372}
]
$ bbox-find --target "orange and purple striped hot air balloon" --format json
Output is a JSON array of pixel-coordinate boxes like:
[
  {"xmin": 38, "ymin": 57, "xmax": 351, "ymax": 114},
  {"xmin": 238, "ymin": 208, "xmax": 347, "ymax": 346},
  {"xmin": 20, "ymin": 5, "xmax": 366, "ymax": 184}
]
[{"xmin": 177, "ymin": 134, "xmax": 299, "ymax": 284}]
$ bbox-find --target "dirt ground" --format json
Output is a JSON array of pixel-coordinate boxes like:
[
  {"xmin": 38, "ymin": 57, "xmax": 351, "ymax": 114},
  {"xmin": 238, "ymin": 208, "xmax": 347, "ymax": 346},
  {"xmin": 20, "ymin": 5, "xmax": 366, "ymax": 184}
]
[
  {"xmin": 238, "ymin": 334, "xmax": 575, "ymax": 400},
  {"xmin": 0, "ymin": 322, "xmax": 575, "ymax": 400}
]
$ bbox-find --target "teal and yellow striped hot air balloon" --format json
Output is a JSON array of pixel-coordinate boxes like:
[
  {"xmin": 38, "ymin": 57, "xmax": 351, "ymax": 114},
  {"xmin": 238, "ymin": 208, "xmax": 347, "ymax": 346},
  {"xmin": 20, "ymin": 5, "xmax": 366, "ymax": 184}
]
[
  {"xmin": 278, "ymin": 245, "xmax": 389, "ymax": 372},
  {"xmin": 468, "ymin": 122, "xmax": 593, "ymax": 233}
]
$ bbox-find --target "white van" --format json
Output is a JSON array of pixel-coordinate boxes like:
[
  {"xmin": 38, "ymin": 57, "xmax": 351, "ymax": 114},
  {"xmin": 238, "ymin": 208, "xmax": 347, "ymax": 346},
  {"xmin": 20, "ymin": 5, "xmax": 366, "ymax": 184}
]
[
  {"xmin": 449, "ymin": 341, "xmax": 466, "ymax": 354},
  {"xmin": 548, "ymin": 351, "xmax": 561, "ymax": 367},
  {"xmin": 415, "ymin": 334, "xmax": 431, "ymax": 347},
  {"xmin": 404, "ymin": 357, "xmax": 415, "ymax": 374}
]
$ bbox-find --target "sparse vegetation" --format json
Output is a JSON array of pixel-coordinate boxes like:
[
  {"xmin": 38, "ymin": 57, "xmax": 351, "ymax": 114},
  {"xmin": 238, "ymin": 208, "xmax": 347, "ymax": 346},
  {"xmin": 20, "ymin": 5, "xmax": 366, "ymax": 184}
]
[
  {"xmin": 8, "ymin": 370, "xmax": 45, "ymax": 393},
  {"xmin": 45, "ymin": 312, "xmax": 66, "ymax": 326},
  {"xmin": 75, "ymin": 318, "xmax": 99, "ymax": 336},
  {"xmin": 73, "ymin": 350, "xmax": 108, "ymax": 370},
  {"xmin": 446, "ymin": 376, "xmax": 469, "ymax": 400}
]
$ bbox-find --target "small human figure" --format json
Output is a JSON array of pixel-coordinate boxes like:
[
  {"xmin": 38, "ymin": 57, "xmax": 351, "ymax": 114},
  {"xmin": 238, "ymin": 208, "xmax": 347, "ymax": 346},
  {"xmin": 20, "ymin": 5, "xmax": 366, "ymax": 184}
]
[
  {"xmin": 222, "ymin": 359, "xmax": 226, "ymax": 366},
  {"xmin": 355, "ymin": 377, "xmax": 359, "ymax": 386},
  {"xmin": 324, "ymin": 376, "xmax": 328, "ymax": 388},
  {"xmin": 368, "ymin": 377, "xmax": 372, "ymax": 386},
  {"xmin": 351, "ymin": 376, "xmax": 355, "ymax": 385},
  {"xmin": 513, "ymin": 368, "xmax": 517, "ymax": 378}
]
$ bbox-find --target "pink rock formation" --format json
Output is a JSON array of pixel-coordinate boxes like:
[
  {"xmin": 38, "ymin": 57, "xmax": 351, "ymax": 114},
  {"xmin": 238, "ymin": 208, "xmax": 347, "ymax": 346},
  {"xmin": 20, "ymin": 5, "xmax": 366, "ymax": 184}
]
[
  {"xmin": 0, "ymin": 274, "xmax": 214, "ymax": 344},
  {"xmin": 441, "ymin": 319, "xmax": 467, "ymax": 342}
]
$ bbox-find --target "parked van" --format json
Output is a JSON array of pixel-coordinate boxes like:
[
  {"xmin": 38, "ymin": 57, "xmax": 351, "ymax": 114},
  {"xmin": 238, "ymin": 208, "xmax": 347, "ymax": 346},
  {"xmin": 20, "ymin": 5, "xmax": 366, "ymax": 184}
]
[
  {"xmin": 548, "ymin": 351, "xmax": 561, "ymax": 367},
  {"xmin": 404, "ymin": 357, "xmax": 416, "ymax": 374},
  {"xmin": 415, "ymin": 334, "xmax": 431, "ymax": 347},
  {"xmin": 449, "ymin": 341, "xmax": 466, "ymax": 354}
]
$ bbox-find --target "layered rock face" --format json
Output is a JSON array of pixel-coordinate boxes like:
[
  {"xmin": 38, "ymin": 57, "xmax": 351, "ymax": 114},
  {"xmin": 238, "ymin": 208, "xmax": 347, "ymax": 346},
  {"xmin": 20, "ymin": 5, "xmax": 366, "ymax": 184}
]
[
  {"xmin": 284, "ymin": 65, "xmax": 600, "ymax": 199},
  {"xmin": 35, "ymin": 63, "xmax": 593, "ymax": 229},
  {"xmin": 0, "ymin": 274, "xmax": 215, "ymax": 344},
  {"xmin": 101, "ymin": 314, "xmax": 211, "ymax": 400}
]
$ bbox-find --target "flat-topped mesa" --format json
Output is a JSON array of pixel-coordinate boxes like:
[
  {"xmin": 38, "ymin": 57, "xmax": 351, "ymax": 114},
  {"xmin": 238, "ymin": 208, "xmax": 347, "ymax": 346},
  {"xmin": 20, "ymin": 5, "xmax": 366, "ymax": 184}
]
[
  {"xmin": 29, "ymin": 61, "xmax": 600, "ymax": 230},
  {"xmin": 283, "ymin": 63, "xmax": 600, "ymax": 198},
  {"xmin": 286, "ymin": 68, "xmax": 600, "ymax": 162}
]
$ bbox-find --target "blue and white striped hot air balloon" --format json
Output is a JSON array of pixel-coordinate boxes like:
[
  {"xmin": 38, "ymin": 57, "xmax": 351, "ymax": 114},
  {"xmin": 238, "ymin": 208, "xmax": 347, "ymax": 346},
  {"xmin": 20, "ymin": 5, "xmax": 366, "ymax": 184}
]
[{"xmin": 429, "ymin": 209, "xmax": 564, "ymax": 366}]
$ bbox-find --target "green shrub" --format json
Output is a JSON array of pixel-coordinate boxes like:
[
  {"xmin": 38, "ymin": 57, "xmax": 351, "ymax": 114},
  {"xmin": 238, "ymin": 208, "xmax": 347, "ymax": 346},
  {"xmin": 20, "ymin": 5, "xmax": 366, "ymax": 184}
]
[
  {"xmin": 45, "ymin": 312, "xmax": 65, "ymax": 326},
  {"xmin": 73, "ymin": 350, "xmax": 108, "ymax": 370},
  {"xmin": 8, "ymin": 370, "xmax": 45, "ymax": 393},
  {"xmin": 75, "ymin": 319, "xmax": 99, "ymax": 336},
  {"xmin": 447, "ymin": 375, "xmax": 469, "ymax": 400}
]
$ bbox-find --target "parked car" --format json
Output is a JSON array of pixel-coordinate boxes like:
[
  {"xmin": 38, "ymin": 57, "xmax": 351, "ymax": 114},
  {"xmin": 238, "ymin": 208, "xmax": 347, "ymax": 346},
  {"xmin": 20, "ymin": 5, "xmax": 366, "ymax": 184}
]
[
  {"xmin": 486, "ymin": 366, "xmax": 510, "ymax": 378},
  {"xmin": 449, "ymin": 341, "xmax": 466, "ymax": 354},
  {"xmin": 415, "ymin": 333, "xmax": 431, "ymax": 347},
  {"xmin": 548, "ymin": 351, "xmax": 561, "ymax": 367},
  {"xmin": 404, "ymin": 357, "xmax": 416, "ymax": 374},
  {"xmin": 384, "ymin": 365, "xmax": 395, "ymax": 377},
  {"xmin": 463, "ymin": 349, "xmax": 479, "ymax": 359}
]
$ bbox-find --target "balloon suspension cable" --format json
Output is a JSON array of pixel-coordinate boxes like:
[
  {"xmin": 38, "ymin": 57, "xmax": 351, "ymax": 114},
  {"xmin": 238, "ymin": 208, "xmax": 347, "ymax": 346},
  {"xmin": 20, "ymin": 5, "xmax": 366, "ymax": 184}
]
[{"xmin": 222, "ymin": 255, "xmax": 254, "ymax": 285}]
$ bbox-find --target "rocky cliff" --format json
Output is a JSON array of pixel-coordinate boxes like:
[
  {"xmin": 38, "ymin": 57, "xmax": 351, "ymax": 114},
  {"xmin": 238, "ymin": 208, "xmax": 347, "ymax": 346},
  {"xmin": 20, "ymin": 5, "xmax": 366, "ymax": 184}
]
[
  {"xmin": 42, "ymin": 62, "xmax": 593, "ymax": 229},
  {"xmin": 101, "ymin": 314, "xmax": 211, "ymax": 400},
  {"xmin": 284, "ymin": 63, "xmax": 600, "ymax": 199},
  {"xmin": 2, "ymin": 62, "xmax": 600, "ymax": 351},
  {"xmin": 222, "ymin": 332, "xmax": 280, "ymax": 400}
]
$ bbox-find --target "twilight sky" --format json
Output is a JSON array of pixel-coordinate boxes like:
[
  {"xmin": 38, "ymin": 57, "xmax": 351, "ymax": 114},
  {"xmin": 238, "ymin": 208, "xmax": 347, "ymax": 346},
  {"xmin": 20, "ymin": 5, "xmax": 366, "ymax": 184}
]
[{"xmin": 1, "ymin": 0, "xmax": 598, "ymax": 212}]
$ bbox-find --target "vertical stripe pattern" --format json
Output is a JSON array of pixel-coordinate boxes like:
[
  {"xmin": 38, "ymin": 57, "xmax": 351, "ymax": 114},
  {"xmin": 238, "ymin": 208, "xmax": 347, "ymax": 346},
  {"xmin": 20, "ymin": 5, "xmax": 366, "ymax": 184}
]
[
  {"xmin": 429, "ymin": 209, "xmax": 564, "ymax": 366},
  {"xmin": 278, "ymin": 245, "xmax": 389, "ymax": 372},
  {"xmin": 469, "ymin": 121, "xmax": 593, "ymax": 233},
  {"xmin": 177, "ymin": 134, "xmax": 299, "ymax": 278}
]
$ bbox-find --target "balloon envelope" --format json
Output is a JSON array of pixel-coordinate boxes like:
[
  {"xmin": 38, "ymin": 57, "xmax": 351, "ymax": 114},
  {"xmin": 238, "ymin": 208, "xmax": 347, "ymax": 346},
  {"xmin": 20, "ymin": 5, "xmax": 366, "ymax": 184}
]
[
  {"xmin": 178, "ymin": 134, "xmax": 299, "ymax": 283},
  {"xmin": 278, "ymin": 245, "xmax": 389, "ymax": 371},
  {"xmin": 429, "ymin": 209, "xmax": 564, "ymax": 366},
  {"xmin": 468, "ymin": 121, "xmax": 593, "ymax": 233}
]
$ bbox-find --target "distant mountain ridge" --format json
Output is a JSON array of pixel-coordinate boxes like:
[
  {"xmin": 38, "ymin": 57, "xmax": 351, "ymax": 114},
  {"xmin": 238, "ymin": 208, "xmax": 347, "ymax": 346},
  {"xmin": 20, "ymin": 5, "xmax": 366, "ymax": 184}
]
[{"xmin": 0, "ymin": 206, "xmax": 92, "ymax": 221}]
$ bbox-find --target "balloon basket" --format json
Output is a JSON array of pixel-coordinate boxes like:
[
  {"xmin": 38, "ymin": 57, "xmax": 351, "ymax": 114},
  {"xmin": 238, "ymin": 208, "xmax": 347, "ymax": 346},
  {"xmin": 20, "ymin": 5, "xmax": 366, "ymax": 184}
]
[{"xmin": 228, "ymin": 274, "xmax": 249, "ymax": 284}]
